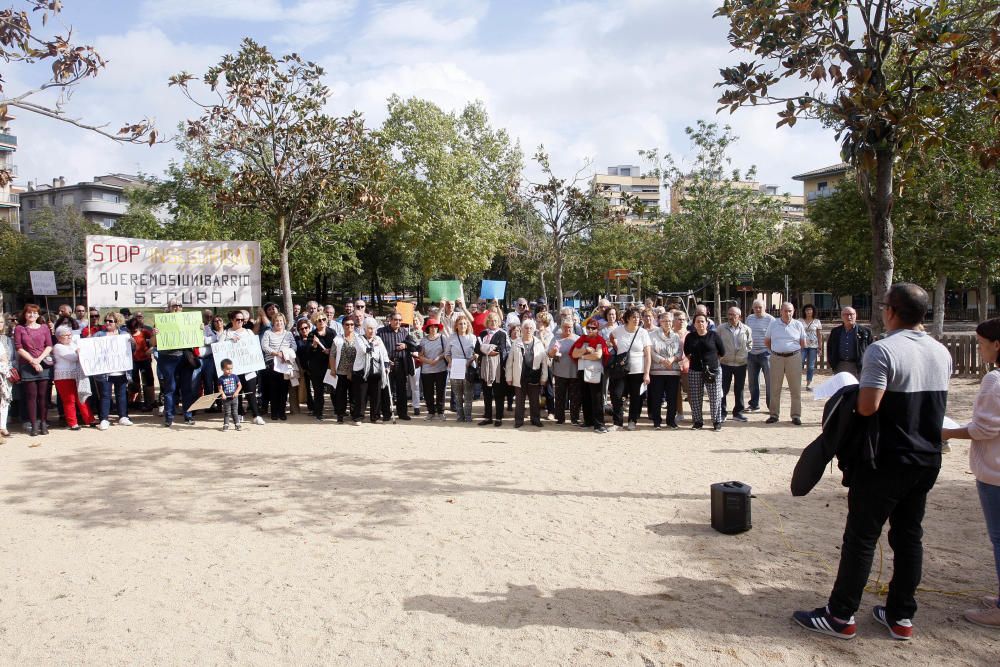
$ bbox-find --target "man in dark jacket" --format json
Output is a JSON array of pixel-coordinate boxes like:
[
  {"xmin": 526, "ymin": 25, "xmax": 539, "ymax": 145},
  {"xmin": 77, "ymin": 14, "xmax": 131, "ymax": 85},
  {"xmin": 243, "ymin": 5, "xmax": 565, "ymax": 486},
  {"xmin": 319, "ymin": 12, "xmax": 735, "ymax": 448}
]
[
  {"xmin": 825, "ymin": 306, "xmax": 872, "ymax": 378},
  {"xmin": 378, "ymin": 311, "xmax": 418, "ymax": 420}
]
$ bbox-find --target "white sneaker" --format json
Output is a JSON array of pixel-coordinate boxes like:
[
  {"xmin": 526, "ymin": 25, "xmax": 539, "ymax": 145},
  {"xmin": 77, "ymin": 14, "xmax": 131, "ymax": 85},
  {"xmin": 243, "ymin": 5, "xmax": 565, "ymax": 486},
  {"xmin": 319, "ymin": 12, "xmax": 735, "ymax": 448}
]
[
  {"xmin": 157, "ymin": 405, "xmax": 164, "ymax": 415},
  {"xmin": 238, "ymin": 415, "xmax": 243, "ymax": 423},
  {"xmin": 625, "ymin": 422, "xmax": 637, "ymax": 431},
  {"xmin": 254, "ymin": 416, "xmax": 265, "ymax": 425},
  {"xmin": 98, "ymin": 420, "xmax": 110, "ymax": 431},
  {"xmin": 119, "ymin": 417, "xmax": 133, "ymax": 426}
]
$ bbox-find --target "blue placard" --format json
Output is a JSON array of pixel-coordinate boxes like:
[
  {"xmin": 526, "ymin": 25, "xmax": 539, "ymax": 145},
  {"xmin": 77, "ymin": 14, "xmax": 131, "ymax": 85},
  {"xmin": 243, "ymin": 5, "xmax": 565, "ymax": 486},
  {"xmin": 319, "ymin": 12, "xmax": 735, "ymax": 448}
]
[{"xmin": 480, "ymin": 280, "xmax": 506, "ymax": 300}]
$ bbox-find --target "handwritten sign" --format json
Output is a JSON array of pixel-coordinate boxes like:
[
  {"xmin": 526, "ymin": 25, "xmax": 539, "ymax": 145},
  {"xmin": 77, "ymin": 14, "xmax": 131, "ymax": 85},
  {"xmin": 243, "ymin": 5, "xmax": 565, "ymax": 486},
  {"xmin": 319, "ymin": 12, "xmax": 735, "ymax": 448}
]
[
  {"xmin": 211, "ymin": 334, "xmax": 266, "ymax": 376},
  {"xmin": 480, "ymin": 280, "xmax": 506, "ymax": 300},
  {"xmin": 153, "ymin": 311, "xmax": 204, "ymax": 350},
  {"xmin": 394, "ymin": 301, "xmax": 415, "ymax": 326},
  {"xmin": 85, "ymin": 235, "xmax": 262, "ymax": 308},
  {"xmin": 428, "ymin": 280, "xmax": 463, "ymax": 303},
  {"xmin": 29, "ymin": 270, "xmax": 58, "ymax": 296},
  {"xmin": 78, "ymin": 335, "xmax": 133, "ymax": 376}
]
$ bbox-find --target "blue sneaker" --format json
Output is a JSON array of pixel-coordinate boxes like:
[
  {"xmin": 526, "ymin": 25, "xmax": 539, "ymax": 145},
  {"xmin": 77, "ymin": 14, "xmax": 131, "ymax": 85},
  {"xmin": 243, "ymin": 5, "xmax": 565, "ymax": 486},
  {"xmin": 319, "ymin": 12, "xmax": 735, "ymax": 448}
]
[
  {"xmin": 793, "ymin": 606, "xmax": 857, "ymax": 640},
  {"xmin": 873, "ymin": 605, "xmax": 913, "ymax": 640}
]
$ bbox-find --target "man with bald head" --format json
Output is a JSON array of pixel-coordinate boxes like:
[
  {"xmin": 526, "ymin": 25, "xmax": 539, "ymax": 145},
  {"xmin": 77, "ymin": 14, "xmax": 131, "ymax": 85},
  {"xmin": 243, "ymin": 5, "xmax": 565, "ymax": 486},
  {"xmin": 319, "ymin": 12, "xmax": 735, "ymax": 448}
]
[
  {"xmin": 826, "ymin": 306, "xmax": 872, "ymax": 379},
  {"xmin": 764, "ymin": 302, "xmax": 807, "ymax": 425}
]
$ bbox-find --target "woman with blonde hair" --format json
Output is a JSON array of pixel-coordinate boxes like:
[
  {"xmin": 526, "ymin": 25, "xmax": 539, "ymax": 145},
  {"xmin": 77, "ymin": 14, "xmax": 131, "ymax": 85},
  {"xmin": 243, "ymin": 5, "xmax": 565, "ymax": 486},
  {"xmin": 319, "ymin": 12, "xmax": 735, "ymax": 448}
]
[
  {"xmin": 93, "ymin": 312, "xmax": 135, "ymax": 430},
  {"xmin": 446, "ymin": 313, "xmax": 477, "ymax": 422},
  {"xmin": 259, "ymin": 312, "xmax": 296, "ymax": 421}
]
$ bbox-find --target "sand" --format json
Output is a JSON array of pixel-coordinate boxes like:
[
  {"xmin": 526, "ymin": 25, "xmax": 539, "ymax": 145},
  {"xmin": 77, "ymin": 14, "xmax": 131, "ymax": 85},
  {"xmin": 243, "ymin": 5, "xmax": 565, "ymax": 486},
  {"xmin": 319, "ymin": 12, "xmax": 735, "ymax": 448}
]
[{"xmin": 1, "ymin": 376, "xmax": 998, "ymax": 666}]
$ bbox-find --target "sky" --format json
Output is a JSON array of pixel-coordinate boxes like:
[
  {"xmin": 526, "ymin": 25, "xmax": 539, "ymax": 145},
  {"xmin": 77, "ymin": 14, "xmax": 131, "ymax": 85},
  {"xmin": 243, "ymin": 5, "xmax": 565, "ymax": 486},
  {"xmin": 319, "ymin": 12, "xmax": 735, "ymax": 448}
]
[{"xmin": 5, "ymin": 0, "xmax": 842, "ymax": 196}]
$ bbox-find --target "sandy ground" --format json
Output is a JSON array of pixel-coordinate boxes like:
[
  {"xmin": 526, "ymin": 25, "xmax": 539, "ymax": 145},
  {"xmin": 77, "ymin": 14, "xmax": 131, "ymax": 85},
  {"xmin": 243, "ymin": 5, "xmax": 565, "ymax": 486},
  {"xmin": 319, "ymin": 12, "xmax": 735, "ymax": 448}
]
[{"xmin": 1, "ymin": 376, "xmax": 998, "ymax": 666}]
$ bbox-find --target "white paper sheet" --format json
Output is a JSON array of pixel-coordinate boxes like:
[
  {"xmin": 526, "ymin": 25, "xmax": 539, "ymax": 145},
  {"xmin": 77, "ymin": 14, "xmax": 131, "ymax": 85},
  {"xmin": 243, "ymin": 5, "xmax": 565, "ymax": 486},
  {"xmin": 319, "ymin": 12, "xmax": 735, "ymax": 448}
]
[
  {"xmin": 942, "ymin": 416, "xmax": 963, "ymax": 429},
  {"xmin": 813, "ymin": 372, "xmax": 860, "ymax": 400},
  {"xmin": 449, "ymin": 358, "xmax": 467, "ymax": 381}
]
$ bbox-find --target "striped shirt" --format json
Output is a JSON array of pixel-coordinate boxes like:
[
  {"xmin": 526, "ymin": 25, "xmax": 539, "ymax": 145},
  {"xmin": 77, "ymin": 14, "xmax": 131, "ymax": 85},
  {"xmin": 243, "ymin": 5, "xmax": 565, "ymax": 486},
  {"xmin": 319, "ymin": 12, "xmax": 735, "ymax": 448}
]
[{"xmin": 746, "ymin": 313, "xmax": 773, "ymax": 354}]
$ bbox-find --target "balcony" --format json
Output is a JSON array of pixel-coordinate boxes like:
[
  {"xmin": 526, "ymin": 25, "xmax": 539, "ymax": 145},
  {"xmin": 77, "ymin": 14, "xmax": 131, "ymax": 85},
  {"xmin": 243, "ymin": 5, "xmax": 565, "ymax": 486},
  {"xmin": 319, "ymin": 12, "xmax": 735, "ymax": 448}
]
[
  {"xmin": 0, "ymin": 133, "xmax": 15, "ymax": 149},
  {"xmin": 80, "ymin": 198, "xmax": 127, "ymax": 215},
  {"xmin": 0, "ymin": 193, "xmax": 20, "ymax": 207},
  {"xmin": 807, "ymin": 188, "xmax": 837, "ymax": 203},
  {"xmin": 0, "ymin": 163, "xmax": 17, "ymax": 177}
]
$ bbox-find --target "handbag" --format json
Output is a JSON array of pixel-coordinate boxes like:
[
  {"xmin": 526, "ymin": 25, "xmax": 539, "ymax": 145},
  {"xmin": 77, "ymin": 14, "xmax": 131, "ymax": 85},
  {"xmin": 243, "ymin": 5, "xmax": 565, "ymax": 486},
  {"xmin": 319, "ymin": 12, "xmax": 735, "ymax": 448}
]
[
  {"xmin": 607, "ymin": 330, "xmax": 638, "ymax": 380},
  {"xmin": 703, "ymin": 365, "xmax": 718, "ymax": 384}
]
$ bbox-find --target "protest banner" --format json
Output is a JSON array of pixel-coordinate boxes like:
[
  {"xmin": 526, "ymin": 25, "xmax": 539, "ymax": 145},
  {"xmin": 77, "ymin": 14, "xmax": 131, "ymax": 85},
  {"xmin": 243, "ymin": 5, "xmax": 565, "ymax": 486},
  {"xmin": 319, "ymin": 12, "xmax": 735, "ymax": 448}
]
[
  {"xmin": 85, "ymin": 235, "xmax": 262, "ymax": 308},
  {"xmin": 77, "ymin": 335, "xmax": 133, "ymax": 376},
  {"xmin": 211, "ymin": 335, "xmax": 266, "ymax": 377},
  {"xmin": 428, "ymin": 280, "xmax": 463, "ymax": 303},
  {"xmin": 480, "ymin": 280, "xmax": 506, "ymax": 300},
  {"xmin": 29, "ymin": 271, "xmax": 58, "ymax": 296},
  {"xmin": 394, "ymin": 301, "xmax": 415, "ymax": 325},
  {"xmin": 153, "ymin": 312, "xmax": 204, "ymax": 350}
]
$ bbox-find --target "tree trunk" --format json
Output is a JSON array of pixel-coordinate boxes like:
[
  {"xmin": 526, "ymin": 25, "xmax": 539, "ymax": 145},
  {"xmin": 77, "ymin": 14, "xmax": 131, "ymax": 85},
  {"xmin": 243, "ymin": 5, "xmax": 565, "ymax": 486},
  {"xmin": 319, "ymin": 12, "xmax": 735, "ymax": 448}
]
[
  {"xmin": 714, "ymin": 277, "xmax": 722, "ymax": 324},
  {"xmin": 553, "ymin": 256, "xmax": 563, "ymax": 310},
  {"xmin": 978, "ymin": 265, "xmax": 990, "ymax": 323},
  {"xmin": 278, "ymin": 237, "xmax": 294, "ymax": 324},
  {"xmin": 539, "ymin": 270, "xmax": 548, "ymax": 304},
  {"xmin": 932, "ymin": 272, "xmax": 947, "ymax": 337},
  {"xmin": 862, "ymin": 149, "xmax": 895, "ymax": 336}
]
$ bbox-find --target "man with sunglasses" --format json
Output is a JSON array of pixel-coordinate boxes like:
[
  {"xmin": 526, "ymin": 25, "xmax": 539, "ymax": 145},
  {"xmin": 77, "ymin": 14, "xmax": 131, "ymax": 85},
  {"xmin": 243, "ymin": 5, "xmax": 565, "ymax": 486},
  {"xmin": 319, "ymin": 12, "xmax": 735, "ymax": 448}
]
[{"xmin": 377, "ymin": 310, "xmax": 417, "ymax": 421}]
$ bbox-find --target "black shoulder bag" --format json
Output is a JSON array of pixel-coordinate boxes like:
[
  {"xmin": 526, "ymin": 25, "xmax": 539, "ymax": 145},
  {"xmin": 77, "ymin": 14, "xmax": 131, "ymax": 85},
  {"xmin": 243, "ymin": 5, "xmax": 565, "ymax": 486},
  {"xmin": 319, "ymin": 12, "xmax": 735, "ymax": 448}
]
[{"xmin": 607, "ymin": 330, "xmax": 637, "ymax": 380}]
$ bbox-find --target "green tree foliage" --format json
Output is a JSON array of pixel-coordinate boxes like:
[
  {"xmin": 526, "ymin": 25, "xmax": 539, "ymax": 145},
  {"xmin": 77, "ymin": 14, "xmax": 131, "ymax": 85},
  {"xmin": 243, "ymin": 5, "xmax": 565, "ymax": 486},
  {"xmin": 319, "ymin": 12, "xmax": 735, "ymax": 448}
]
[
  {"xmin": 715, "ymin": 0, "xmax": 1000, "ymax": 332},
  {"xmin": 169, "ymin": 38, "xmax": 389, "ymax": 319},
  {"xmin": 660, "ymin": 122, "xmax": 782, "ymax": 319},
  {"xmin": 798, "ymin": 180, "xmax": 872, "ymax": 297},
  {"xmin": 521, "ymin": 149, "xmax": 615, "ymax": 307},
  {"xmin": 378, "ymin": 96, "xmax": 521, "ymax": 283},
  {"xmin": 27, "ymin": 205, "xmax": 102, "ymax": 286}
]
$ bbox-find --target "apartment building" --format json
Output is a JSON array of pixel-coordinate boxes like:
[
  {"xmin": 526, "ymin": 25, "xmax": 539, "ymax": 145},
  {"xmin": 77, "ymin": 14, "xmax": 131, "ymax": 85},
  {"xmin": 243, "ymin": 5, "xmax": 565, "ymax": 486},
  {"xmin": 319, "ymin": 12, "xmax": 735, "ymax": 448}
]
[
  {"xmin": 591, "ymin": 165, "xmax": 661, "ymax": 223},
  {"xmin": 0, "ymin": 111, "xmax": 23, "ymax": 232},
  {"xmin": 18, "ymin": 173, "xmax": 140, "ymax": 235},
  {"xmin": 791, "ymin": 162, "xmax": 850, "ymax": 205},
  {"xmin": 669, "ymin": 178, "xmax": 805, "ymax": 224}
]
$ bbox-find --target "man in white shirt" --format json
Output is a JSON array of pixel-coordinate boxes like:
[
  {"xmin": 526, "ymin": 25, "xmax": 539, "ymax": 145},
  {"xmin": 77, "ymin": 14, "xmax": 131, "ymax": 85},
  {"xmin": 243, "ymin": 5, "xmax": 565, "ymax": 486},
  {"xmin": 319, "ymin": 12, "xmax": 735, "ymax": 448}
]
[
  {"xmin": 764, "ymin": 302, "xmax": 807, "ymax": 425},
  {"xmin": 745, "ymin": 299, "xmax": 774, "ymax": 412}
]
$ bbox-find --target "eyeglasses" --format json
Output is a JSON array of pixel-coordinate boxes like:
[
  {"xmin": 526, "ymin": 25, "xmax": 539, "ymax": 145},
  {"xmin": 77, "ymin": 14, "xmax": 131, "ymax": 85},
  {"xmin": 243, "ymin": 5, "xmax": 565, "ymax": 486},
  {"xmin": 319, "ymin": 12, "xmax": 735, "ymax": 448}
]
[
  {"xmin": 344, "ymin": 322, "xmax": 355, "ymax": 327},
  {"xmin": 355, "ymin": 304, "xmax": 365, "ymax": 309},
  {"xmin": 233, "ymin": 317, "xmax": 246, "ymax": 322},
  {"xmin": 317, "ymin": 317, "xmax": 327, "ymax": 322},
  {"xmin": 105, "ymin": 319, "xmax": 116, "ymax": 324}
]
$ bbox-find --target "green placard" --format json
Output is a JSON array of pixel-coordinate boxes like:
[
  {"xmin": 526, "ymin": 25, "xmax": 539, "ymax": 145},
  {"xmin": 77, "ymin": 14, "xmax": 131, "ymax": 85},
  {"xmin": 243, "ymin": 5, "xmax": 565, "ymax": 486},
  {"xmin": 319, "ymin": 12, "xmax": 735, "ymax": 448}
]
[
  {"xmin": 428, "ymin": 280, "xmax": 463, "ymax": 302},
  {"xmin": 154, "ymin": 311, "xmax": 204, "ymax": 350}
]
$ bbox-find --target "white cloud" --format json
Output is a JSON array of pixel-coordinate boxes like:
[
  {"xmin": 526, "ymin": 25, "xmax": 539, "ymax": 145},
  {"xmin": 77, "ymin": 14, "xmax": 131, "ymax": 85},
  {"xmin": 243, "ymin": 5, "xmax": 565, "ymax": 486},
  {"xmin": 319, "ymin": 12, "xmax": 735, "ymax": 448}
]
[{"xmin": 362, "ymin": 2, "xmax": 482, "ymax": 43}]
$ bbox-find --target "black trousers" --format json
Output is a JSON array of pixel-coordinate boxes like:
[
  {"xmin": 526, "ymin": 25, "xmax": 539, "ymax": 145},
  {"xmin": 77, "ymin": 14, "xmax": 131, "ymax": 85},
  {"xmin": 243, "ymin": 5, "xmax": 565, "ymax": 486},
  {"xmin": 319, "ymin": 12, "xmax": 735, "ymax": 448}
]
[
  {"xmin": 514, "ymin": 383, "xmax": 542, "ymax": 426},
  {"xmin": 309, "ymin": 365, "xmax": 329, "ymax": 418},
  {"xmin": 578, "ymin": 372, "xmax": 605, "ymax": 427},
  {"xmin": 647, "ymin": 374, "xmax": 679, "ymax": 427},
  {"xmin": 553, "ymin": 376, "xmax": 581, "ymax": 423},
  {"xmin": 262, "ymin": 367, "xmax": 289, "ymax": 419},
  {"xmin": 334, "ymin": 374, "xmax": 353, "ymax": 419},
  {"xmin": 421, "ymin": 371, "xmax": 447, "ymax": 415},
  {"xmin": 721, "ymin": 364, "xmax": 747, "ymax": 417},
  {"xmin": 352, "ymin": 373, "xmax": 382, "ymax": 422},
  {"xmin": 610, "ymin": 373, "xmax": 644, "ymax": 426},
  {"xmin": 482, "ymin": 381, "xmax": 505, "ymax": 421},
  {"xmin": 237, "ymin": 373, "xmax": 260, "ymax": 418},
  {"xmin": 382, "ymin": 364, "xmax": 409, "ymax": 419},
  {"xmin": 827, "ymin": 464, "xmax": 940, "ymax": 621}
]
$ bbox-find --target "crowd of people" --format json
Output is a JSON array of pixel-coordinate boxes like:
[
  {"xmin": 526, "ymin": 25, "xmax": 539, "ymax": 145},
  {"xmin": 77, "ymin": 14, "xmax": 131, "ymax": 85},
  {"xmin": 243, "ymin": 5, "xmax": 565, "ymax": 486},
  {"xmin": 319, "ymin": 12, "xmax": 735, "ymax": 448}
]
[
  {"xmin": 0, "ymin": 294, "xmax": 858, "ymax": 438},
  {"xmin": 1, "ymin": 283, "xmax": 999, "ymax": 634}
]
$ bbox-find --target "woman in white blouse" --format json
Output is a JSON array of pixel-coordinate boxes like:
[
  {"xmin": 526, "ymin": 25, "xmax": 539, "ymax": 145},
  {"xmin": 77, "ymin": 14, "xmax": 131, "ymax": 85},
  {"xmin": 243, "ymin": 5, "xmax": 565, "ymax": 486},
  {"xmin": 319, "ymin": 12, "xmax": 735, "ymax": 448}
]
[
  {"xmin": 52, "ymin": 325, "xmax": 96, "ymax": 430},
  {"xmin": 799, "ymin": 304, "xmax": 822, "ymax": 391},
  {"xmin": 259, "ymin": 313, "xmax": 296, "ymax": 421},
  {"xmin": 609, "ymin": 307, "xmax": 652, "ymax": 431}
]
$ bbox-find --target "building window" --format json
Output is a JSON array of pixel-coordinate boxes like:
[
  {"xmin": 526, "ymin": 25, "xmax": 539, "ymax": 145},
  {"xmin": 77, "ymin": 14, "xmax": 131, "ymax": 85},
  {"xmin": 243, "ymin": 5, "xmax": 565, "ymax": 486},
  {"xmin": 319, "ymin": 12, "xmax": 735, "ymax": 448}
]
[
  {"xmin": 817, "ymin": 181, "xmax": 828, "ymax": 191},
  {"xmin": 27, "ymin": 199, "xmax": 36, "ymax": 209}
]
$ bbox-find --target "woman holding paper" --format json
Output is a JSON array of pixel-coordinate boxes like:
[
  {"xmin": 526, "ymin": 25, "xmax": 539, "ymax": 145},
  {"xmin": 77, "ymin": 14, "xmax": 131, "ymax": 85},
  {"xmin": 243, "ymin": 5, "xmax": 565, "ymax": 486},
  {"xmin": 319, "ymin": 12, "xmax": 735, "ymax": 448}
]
[
  {"xmin": 445, "ymin": 314, "xmax": 476, "ymax": 422},
  {"xmin": 549, "ymin": 317, "xmax": 580, "ymax": 425},
  {"xmin": 14, "ymin": 304, "xmax": 54, "ymax": 437},
  {"xmin": 330, "ymin": 318, "xmax": 358, "ymax": 423},
  {"xmin": 259, "ymin": 313, "xmax": 296, "ymax": 421},
  {"xmin": 476, "ymin": 311, "xmax": 510, "ymax": 427},
  {"xmin": 220, "ymin": 310, "xmax": 265, "ymax": 426},
  {"xmin": 305, "ymin": 311, "xmax": 336, "ymax": 420},
  {"xmin": 571, "ymin": 321, "xmax": 610, "ymax": 433},
  {"xmin": 418, "ymin": 319, "xmax": 448, "ymax": 420},
  {"xmin": 93, "ymin": 312, "xmax": 135, "ymax": 430},
  {"xmin": 52, "ymin": 326, "xmax": 96, "ymax": 430},
  {"xmin": 609, "ymin": 307, "xmax": 652, "ymax": 431},
  {"xmin": 941, "ymin": 318, "xmax": 1000, "ymax": 628}
]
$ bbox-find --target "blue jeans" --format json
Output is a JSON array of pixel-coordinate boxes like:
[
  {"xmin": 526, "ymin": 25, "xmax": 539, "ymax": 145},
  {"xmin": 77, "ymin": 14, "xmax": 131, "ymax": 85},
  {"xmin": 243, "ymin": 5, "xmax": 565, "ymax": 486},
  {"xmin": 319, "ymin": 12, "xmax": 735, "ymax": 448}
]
[
  {"xmin": 746, "ymin": 351, "xmax": 771, "ymax": 410},
  {"xmin": 179, "ymin": 361, "xmax": 202, "ymax": 419},
  {"xmin": 978, "ymin": 481, "xmax": 1000, "ymax": 597},
  {"xmin": 201, "ymin": 354, "xmax": 218, "ymax": 398},
  {"xmin": 99, "ymin": 375, "xmax": 128, "ymax": 421},
  {"xmin": 158, "ymin": 354, "xmax": 183, "ymax": 424},
  {"xmin": 803, "ymin": 347, "xmax": 818, "ymax": 384}
]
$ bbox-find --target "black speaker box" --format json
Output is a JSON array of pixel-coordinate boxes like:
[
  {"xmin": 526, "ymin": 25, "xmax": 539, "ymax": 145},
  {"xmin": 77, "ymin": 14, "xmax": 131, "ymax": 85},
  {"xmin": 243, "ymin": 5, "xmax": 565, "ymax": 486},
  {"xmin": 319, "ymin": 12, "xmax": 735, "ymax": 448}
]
[{"xmin": 711, "ymin": 481, "xmax": 752, "ymax": 534}]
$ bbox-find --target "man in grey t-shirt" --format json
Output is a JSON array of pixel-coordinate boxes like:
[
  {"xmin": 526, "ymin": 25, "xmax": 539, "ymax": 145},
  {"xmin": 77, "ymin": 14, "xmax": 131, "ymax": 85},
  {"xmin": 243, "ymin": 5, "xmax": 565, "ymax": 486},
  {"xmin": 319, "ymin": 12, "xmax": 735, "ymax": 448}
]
[{"xmin": 794, "ymin": 283, "xmax": 952, "ymax": 641}]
